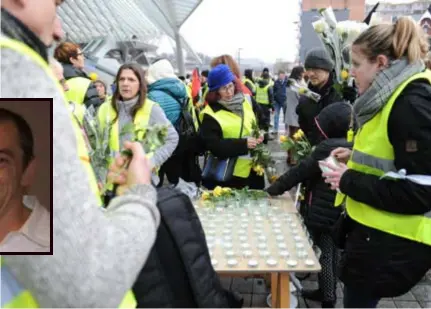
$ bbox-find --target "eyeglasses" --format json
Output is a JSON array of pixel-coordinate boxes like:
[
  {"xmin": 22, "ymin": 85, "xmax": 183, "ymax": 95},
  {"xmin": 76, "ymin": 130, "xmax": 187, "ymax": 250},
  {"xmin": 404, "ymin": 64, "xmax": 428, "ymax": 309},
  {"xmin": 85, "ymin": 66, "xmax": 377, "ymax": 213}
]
[{"xmin": 219, "ymin": 82, "xmax": 235, "ymax": 93}]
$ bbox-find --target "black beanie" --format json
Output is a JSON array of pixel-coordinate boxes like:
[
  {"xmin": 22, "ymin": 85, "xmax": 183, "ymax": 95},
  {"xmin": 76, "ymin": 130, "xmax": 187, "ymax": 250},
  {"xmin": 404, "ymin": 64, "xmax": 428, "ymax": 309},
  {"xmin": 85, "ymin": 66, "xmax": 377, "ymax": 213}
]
[{"xmin": 304, "ymin": 48, "xmax": 334, "ymax": 72}]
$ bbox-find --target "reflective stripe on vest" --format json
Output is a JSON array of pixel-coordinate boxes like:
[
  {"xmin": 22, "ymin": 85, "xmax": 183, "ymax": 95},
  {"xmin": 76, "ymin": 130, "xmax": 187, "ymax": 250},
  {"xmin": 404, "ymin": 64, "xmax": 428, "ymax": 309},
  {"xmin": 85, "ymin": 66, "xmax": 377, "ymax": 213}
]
[
  {"xmin": 0, "ymin": 37, "xmax": 136, "ymax": 308},
  {"xmin": 200, "ymin": 98, "xmax": 256, "ymax": 178},
  {"xmin": 255, "ymin": 84, "xmax": 271, "ymax": 104},
  {"xmin": 1, "ymin": 259, "xmax": 39, "ymax": 308},
  {"xmin": 65, "ymin": 77, "xmax": 91, "ymax": 105},
  {"xmin": 336, "ymin": 70, "xmax": 431, "ymax": 246}
]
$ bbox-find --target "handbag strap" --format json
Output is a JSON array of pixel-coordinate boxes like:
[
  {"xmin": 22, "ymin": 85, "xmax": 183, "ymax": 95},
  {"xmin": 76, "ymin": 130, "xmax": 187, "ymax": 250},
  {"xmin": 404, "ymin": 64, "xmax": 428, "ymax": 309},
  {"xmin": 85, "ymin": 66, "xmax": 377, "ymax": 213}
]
[{"xmin": 238, "ymin": 109, "xmax": 245, "ymax": 138}]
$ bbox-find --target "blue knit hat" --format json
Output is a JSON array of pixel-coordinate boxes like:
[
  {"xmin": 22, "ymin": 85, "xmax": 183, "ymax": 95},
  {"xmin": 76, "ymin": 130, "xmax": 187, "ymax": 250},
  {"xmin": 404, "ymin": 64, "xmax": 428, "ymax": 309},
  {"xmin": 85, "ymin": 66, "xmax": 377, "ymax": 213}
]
[{"xmin": 208, "ymin": 64, "xmax": 235, "ymax": 91}]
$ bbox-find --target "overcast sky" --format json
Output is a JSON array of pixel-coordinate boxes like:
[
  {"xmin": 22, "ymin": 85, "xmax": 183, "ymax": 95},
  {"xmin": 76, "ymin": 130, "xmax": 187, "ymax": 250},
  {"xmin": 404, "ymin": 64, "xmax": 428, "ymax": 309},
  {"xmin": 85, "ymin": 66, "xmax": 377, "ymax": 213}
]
[
  {"xmin": 180, "ymin": 0, "xmax": 301, "ymax": 63},
  {"xmin": 164, "ymin": 0, "xmax": 422, "ymax": 63}
]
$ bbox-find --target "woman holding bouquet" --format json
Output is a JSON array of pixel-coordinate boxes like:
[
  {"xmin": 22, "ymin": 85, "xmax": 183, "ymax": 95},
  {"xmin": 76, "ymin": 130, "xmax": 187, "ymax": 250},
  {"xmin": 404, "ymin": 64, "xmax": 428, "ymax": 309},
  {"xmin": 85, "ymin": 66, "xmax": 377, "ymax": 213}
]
[
  {"xmin": 200, "ymin": 64, "xmax": 265, "ymax": 190},
  {"xmin": 97, "ymin": 63, "xmax": 179, "ymax": 186},
  {"xmin": 322, "ymin": 17, "xmax": 431, "ymax": 308}
]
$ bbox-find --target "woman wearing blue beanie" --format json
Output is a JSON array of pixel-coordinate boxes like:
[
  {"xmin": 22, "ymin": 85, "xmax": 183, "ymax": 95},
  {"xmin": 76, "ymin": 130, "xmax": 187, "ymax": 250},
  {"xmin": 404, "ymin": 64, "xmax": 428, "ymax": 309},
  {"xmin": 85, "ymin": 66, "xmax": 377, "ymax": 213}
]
[{"xmin": 199, "ymin": 64, "xmax": 265, "ymax": 190}]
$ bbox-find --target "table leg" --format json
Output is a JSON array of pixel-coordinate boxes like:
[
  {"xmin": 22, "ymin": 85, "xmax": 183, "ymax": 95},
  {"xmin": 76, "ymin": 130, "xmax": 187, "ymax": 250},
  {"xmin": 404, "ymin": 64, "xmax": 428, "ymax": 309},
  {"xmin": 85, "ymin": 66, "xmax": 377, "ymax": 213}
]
[
  {"xmin": 277, "ymin": 273, "xmax": 290, "ymax": 308},
  {"xmin": 271, "ymin": 273, "xmax": 279, "ymax": 308}
]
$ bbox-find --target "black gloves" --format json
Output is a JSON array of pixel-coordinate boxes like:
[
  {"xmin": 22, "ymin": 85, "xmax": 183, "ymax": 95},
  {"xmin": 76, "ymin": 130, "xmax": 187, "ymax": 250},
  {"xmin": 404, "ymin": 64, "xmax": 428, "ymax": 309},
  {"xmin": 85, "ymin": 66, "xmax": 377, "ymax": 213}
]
[{"xmin": 342, "ymin": 80, "xmax": 358, "ymax": 104}]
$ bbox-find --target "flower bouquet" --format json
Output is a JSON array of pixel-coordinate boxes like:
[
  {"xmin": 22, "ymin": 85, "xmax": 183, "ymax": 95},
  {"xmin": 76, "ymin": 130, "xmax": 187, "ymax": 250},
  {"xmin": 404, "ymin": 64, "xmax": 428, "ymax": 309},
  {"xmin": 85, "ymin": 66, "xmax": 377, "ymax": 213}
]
[
  {"xmin": 81, "ymin": 106, "xmax": 111, "ymax": 189},
  {"xmin": 312, "ymin": 7, "xmax": 368, "ymax": 95},
  {"xmin": 82, "ymin": 107, "xmax": 169, "ymax": 195},
  {"xmin": 279, "ymin": 129, "xmax": 313, "ymax": 162},
  {"xmin": 250, "ymin": 120, "xmax": 276, "ymax": 182},
  {"xmin": 201, "ymin": 186, "xmax": 269, "ymax": 206}
]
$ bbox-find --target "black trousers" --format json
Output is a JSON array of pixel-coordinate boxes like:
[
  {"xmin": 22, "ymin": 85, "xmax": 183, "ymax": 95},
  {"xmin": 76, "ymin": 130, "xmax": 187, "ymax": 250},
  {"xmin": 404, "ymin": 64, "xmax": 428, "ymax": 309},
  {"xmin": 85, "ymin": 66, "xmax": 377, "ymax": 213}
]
[
  {"xmin": 311, "ymin": 231, "xmax": 338, "ymax": 302},
  {"xmin": 258, "ymin": 104, "xmax": 271, "ymax": 144}
]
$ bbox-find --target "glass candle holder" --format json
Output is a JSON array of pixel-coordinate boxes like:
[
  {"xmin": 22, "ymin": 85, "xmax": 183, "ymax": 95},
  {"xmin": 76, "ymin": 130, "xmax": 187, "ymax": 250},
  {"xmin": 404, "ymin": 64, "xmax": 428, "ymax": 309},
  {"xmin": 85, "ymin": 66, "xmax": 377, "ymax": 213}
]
[
  {"xmin": 239, "ymin": 235, "xmax": 248, "ymax": 242},
  {"xmin": 259, "ymin": 250, "xmax": 271, "ymax": 257},
  {"xmin": 279, "ymin": 250, "xmax": 290, "ymax": 258},
  {"xmin": 241, "ymin": 243, "xmax": 251, "ymax": 250},
  {"xmin": 223, "ymin": 242, "xmax": 233, "ymax": 249},
  {"xmin": 225, "ymin": 250, "xmax": 236, "ymax": 258},
  {"xmin": 286, "ymin": 259, "xmax": 298, "ymax": 267},
  {"xmin": 297, "ymin": 250, "xmax": 308, "ymax": 259},
  {"xmin": 305, "ymin": 259, "xmax": 315, "ymax": 267},
  {"xmin": 275, "ymin": 235, "xmax": 285, "ymax": 241},
  {"xmin": 257, "ymin": 243, "xmax": 267, "ymax": 250},
  {"xmin": 248, "ymin": 259, "xmax": 259, "ymax": 268},
  {"xmin": 227, "ymin": 259, "xmax": 238, "ymax": 267},
  {"xmin": 273, "ymin": 228, "xmax": 282, "ymax": 235},
  {"xmin": 266, "ymin": 258, "xmax": 278, "ymax": 267},
  {"xmin": 243, "ymin": 250, "xmax": 253, "ymax": 258}
]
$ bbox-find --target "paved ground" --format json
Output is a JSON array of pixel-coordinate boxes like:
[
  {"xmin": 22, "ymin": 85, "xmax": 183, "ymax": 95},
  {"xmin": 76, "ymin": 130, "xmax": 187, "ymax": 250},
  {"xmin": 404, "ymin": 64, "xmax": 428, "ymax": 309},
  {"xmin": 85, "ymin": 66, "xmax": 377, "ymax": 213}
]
[{"xmin": 220, "ymin": 120, "xmax": 431, "ymax": 308}]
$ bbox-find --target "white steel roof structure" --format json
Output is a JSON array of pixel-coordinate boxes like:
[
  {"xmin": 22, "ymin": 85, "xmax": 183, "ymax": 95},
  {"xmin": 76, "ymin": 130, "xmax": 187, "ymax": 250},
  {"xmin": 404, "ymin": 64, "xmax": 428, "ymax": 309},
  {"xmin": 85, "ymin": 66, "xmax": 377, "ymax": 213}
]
[{"xmin": 58, "ymin": 0, "xmax": 203, "ymax": 74}]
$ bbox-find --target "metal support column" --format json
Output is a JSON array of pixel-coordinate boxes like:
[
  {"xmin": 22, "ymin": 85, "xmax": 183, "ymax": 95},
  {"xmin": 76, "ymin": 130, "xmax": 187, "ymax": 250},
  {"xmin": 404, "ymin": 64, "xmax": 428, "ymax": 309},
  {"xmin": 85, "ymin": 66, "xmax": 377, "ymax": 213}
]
[{"xmin": 174, "ymin": 29, "xmax": 186, "ymax": 75}]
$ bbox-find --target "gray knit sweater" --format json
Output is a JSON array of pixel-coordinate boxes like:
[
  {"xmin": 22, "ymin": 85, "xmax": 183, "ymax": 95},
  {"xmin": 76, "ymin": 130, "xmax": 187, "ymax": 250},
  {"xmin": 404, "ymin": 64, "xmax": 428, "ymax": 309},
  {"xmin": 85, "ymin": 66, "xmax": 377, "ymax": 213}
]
[
  {"xmin": 116, "ymin": 96, "xmax": 179, "ymax": 169},
  {"xmin": 1, "ymin": 34, "xmax": 161, "ymax": 308}
]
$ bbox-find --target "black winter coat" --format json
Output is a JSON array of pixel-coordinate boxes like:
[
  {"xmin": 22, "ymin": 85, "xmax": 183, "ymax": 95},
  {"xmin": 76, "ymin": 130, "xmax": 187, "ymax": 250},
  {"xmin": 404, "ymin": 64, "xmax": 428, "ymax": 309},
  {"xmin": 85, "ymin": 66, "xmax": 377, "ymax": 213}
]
[
  {"xmin": 62, "ymin": 63, "xmax": 102, "ymax": 109},
  {"xmin": 199, "ymin": 100, "xmax": 265, "ymax": 190},
  {"xmin": 338, "ymin": 79, "xmax": 431, "ymax": 297},
  {"xmin": 267, "ymin": 138, "xmax": 351, "ymax": 231},
  {"xmin": 267, "ymin": 101, "xmax": 353, "ymax": 231},
  {"xmin": 133, "ymin": 188, "xmax": 243, "ymax": 308},
  {"xmin": 296, "ymin": 75, "xmax": 343, "ymax": 146}
]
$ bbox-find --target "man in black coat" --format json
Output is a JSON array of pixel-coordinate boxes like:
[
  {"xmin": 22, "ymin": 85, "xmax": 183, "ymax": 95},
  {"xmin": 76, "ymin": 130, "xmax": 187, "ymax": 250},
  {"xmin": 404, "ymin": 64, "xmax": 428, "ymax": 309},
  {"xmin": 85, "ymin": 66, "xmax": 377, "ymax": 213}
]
[{"xmin": 296, "ymin": 48, "xmax": 343, "ymax": 146}]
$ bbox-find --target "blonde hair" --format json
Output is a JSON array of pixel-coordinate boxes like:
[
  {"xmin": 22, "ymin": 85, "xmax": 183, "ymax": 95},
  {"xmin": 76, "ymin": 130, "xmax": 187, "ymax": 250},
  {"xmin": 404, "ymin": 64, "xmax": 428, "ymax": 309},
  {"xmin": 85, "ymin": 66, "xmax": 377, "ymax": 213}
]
[{"xmin": 353, "ymin": 16, "xmax": 429, "ymax": 63}]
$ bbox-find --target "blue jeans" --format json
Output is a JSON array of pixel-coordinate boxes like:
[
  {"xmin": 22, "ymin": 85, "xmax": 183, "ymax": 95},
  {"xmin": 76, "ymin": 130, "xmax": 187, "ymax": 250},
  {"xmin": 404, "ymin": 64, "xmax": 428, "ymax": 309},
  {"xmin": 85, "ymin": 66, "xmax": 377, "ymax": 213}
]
[
  {"xmin": 273, "ymin": 100, "xmax": 286, "ymax": 132},
  {"xmin": 343, "ymin": 285, "xmax": 380, "ymax": 308}
]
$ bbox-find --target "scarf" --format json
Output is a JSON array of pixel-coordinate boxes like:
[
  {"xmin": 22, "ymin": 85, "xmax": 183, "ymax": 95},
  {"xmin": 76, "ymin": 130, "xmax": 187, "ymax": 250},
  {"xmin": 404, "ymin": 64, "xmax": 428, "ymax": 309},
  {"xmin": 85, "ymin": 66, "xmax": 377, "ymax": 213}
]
[
  {"xmin": 354, "ymin": 58, "xmax": 425, "ymax": 128},
  {"xmin": 1, "ymin": 8, "xmax": 48, "ymax": 61},
  {"xmin": 117, "ymin": 96, "xmax": 140, "ymax": 147},
  {"xmin": 218, "ymin": 92, "xmax": 245, "ymax": 117}
]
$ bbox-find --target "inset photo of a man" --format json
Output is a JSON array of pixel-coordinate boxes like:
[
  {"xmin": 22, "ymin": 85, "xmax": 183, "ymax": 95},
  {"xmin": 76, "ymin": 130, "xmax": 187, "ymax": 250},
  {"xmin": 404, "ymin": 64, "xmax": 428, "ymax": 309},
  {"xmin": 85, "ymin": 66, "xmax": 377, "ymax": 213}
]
[{"xmin": 0, "ymin": 100, "xmax": 52, "ymax": 254}]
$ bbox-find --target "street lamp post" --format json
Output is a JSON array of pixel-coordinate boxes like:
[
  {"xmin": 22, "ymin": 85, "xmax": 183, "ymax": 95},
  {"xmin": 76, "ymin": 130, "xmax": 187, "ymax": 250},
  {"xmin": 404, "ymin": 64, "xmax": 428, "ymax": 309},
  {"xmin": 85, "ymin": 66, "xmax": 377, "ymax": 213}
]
[{"xmin": 237, "ymin": 47, "xmax": 243, "ymax": 69}]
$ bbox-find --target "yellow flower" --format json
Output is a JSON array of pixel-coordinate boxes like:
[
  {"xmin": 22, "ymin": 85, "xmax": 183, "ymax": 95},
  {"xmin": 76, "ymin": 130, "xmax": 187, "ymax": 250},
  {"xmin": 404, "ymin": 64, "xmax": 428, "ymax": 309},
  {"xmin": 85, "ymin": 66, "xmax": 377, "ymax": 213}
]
[
  {"xmin": 341, "ymin": 69, "xmax": 349, "ymax": 81},
  {"xmin": 270, "ymin": 175, "xmax": 279, "ymax": 183},
  {"xmin": 297, "ymin": 129, "xmax": 304, "ymax": 137},
  {"xmin": 279, "ymin": 135, "xmax": 288, "ymax": 143},
  {"xmin": 202, "ymin": 192, "xmax": 210, "ymax": 201},
  {"xmin": 293, "ymin": 129, "xmax": 305, "ymax": 141},
  {"xmin": 89, "ymin": 72, "xmax": 98, "ymax": 81},
  {"xmin": 253, "ymin": 165, "xmax": 265, "ymax": 176},
  {"xmin": 222, "ymin": 187, "xmax": 231, "ymax": 194},
  {"xmin": 298, "ymin": 88, "xmax": 307, "ymax": 95},
  {"xmin": 213, "ymin": 186, "xmax": 223, "ymax": 197}
]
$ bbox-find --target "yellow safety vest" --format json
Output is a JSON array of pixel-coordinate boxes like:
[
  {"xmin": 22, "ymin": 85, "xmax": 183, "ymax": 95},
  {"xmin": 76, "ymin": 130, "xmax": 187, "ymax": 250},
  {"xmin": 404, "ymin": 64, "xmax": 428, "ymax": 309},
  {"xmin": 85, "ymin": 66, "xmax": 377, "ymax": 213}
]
[
  {"xmin": 187, "ymin": 98, "xmax": 200, "ymax": 131},
  {"xmin": 65, "ymin": 76, "xmax": 91, "ymax": 105},
  {"xmin": 0, "ymin": 37, "xmax": 136, "ymax": 308},
  {"xmin": 255, "ymin": 83, "xmax": 271, "ymax": 105},
  {"xmin": 0, "ymin": 258, "xmax": 39, "ymax": 308},
  {"xmin": 335, "ymin": 70, "xmax": 431, "ymax": 246},
  {"xmin": 97, "ymin": 99, "xmax": 156, "ymax": 180},
  {"xmin": 242, "ymin": 77, "xmax": 256, "ymax": 94},
  {"xmin": 200, "ymin": 98, "xmax": 256, "ymax": 178}
]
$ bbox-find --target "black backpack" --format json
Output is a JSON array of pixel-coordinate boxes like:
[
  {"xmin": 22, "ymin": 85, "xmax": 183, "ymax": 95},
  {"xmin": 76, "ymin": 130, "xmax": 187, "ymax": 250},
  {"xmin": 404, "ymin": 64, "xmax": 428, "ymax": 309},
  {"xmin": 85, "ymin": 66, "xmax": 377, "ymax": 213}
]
[
  {"xmin": 132, "ymin": 187, "xmax": 243, "ymax": 308},
  {"xmin": 164, "ymin": 90, "xmax": 198, "ymax": 156}
]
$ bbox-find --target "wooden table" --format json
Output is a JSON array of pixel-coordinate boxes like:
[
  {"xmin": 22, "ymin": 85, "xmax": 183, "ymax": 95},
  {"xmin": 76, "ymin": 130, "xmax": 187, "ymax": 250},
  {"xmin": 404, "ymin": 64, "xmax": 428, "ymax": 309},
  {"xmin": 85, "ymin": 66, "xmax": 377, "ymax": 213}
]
[{"xmin": 194, "ymin": 194, "xmax": 321, "ymax": 308}]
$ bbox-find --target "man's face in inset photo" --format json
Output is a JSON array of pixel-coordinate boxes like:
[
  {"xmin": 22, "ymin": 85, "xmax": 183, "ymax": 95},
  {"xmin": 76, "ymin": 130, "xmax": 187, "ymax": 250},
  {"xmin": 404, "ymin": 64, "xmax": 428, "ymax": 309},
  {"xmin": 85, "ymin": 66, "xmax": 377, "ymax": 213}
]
[{"xmin": 0, "ymin": 120, "xmax": 34, "ymax": 216}]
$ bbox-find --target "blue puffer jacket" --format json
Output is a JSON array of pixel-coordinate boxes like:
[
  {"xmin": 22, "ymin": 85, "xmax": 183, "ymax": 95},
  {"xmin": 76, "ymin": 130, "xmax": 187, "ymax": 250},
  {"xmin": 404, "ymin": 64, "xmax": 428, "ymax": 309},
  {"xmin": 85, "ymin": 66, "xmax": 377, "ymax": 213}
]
[{"xmin": 147, "ymin": 78, "xmax": 187, "ymax": 125}]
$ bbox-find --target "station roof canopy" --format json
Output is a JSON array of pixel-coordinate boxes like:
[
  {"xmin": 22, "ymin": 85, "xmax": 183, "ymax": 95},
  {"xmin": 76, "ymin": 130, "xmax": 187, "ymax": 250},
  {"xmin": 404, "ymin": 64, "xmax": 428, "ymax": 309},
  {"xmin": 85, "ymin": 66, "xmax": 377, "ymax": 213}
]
[{"xmin": 58, "ymin": 0, "xmax": 203, "ymax": 56}]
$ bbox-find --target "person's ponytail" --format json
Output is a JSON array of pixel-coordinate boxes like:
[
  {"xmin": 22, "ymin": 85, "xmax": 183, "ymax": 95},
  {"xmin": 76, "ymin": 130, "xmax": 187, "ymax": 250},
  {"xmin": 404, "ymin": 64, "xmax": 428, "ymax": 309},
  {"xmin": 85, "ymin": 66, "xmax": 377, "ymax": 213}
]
[{"xmin": 392, "ymin": 17, "xmax": 429, "ymax": 63}]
